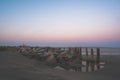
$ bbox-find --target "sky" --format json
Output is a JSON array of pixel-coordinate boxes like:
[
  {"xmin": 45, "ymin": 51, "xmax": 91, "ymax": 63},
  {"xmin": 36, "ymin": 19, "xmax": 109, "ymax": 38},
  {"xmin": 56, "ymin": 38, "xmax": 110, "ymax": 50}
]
[{"xmin": 0, "ymin": 0, "xmax": 120, "ymax": 47}]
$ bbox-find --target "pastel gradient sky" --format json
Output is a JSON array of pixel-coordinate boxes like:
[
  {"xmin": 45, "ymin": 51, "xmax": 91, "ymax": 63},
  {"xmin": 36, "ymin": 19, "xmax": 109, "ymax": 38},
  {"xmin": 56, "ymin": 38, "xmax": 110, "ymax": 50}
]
[{"xmin": 0, "ymin": 0, "xmax": 120, "ymax": 47}]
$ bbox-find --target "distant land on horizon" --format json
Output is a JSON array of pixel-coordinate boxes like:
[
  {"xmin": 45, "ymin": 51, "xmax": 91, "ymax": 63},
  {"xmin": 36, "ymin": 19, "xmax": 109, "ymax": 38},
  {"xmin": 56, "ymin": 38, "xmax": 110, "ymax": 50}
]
[{"xmin": 0, "ymin": 41, "xmax": 120, "ymax": 48}]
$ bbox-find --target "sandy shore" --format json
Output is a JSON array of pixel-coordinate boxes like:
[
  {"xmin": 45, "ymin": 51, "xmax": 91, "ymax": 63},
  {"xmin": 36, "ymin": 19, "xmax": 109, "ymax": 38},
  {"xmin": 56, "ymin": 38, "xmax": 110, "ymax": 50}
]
[{"xmin": 0, "ymin": 50, "xmax": 120, "ymax": 80}]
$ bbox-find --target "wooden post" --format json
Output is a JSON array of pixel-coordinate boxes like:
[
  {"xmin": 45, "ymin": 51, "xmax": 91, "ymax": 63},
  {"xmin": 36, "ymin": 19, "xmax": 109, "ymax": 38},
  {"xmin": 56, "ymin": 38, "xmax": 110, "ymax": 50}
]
[
  {"xmin": 77, "ymin": 48, "xmax": 79, "ymax": 54},
  {"xmin": 75, "ymin": 48, "xmax": 77, "ymax": 54},
  {"xmin": 79, "ymin": 48, "xmax": 82, "ymax": 71},
  {"xmin": 68, "ymin": 47, "xmax": 70, "ymax": 53},
  {"xmin": 73, "ymin": 48, "xmax": 75, "ymax": 54},
  {"xmin": 75, "ymin": 47, "xmax": 77, "ymax": 55},
  {"xmin": 79, "ymin": 48, "xmax": 82, "ymax": 56},
  {"xmin": 86, "ymin": 48, "xmax": 89, "ymax": 72},
  {"xmin": 96, "ymin": 48, "xmax": 100, "ymax": 69},
  {"xmin": 76, "ymin": 48, "xmax": 78, "ymax": 54},
  {"xmin": 91, "ymin": 48, "xmax": 94, "ymax": 71}
]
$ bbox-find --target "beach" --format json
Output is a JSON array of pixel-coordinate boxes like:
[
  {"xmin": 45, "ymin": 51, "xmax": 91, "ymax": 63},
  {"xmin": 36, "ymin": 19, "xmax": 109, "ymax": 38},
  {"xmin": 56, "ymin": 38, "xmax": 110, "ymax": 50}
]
[
  {"xmin": 0, "ymin": 47, "xmax": 120, "ymax": 80},
  {"xmin": 1, "ymin": 0, "xmax": 120, "ymax": 80}
]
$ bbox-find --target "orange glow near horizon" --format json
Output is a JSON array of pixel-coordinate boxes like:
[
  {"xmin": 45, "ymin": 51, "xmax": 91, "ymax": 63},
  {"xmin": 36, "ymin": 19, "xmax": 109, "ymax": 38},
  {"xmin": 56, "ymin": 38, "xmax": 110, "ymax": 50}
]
[{"xmin": 0, "ymin": 28, "xmax": 119, "ymax": 43}]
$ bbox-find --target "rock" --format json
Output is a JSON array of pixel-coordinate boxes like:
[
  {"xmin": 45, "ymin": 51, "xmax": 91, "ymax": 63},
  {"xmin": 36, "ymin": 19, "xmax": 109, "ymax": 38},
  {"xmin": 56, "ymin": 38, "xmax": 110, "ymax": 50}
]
[
  {"xmin": 69, "ymin": 69, "xmax": 75, "ymax": 72},
  {"xmin": 54, "ymin": 66, "xmax": 65, "ymax": 71},
  {"xmin": 46, "ymin": 54, "xmax": 55, "ymax": 62}
]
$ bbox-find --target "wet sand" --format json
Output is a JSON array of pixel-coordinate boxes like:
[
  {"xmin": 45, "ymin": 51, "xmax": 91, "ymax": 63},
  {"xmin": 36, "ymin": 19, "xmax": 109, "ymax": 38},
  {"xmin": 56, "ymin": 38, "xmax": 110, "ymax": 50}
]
[{"xmin": 0, "ymin": 50, "xmax": 120, "ymax": 80}]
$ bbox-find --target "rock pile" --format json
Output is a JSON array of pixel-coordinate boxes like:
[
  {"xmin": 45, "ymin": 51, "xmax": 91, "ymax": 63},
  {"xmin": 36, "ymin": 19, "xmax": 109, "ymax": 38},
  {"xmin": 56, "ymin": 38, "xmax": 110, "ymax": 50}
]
[
  {"xmin": 18, "ymin": 46, "xmax": 84, "ymax": 70},
  {"xmin": 18, "ymin": 46, "xmax": 103, "ymax": 72}
]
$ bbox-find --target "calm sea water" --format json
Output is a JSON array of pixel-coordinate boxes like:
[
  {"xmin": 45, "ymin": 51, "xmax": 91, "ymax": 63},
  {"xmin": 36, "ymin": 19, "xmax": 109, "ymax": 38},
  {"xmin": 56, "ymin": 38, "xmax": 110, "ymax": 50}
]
[
  {"xmin": 81, "ymin": 48, "xmax": 120, "ymax": 55},
  {"xmin": 100, "ymin": 48, "xmax": 120, "ymax": 55}
]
